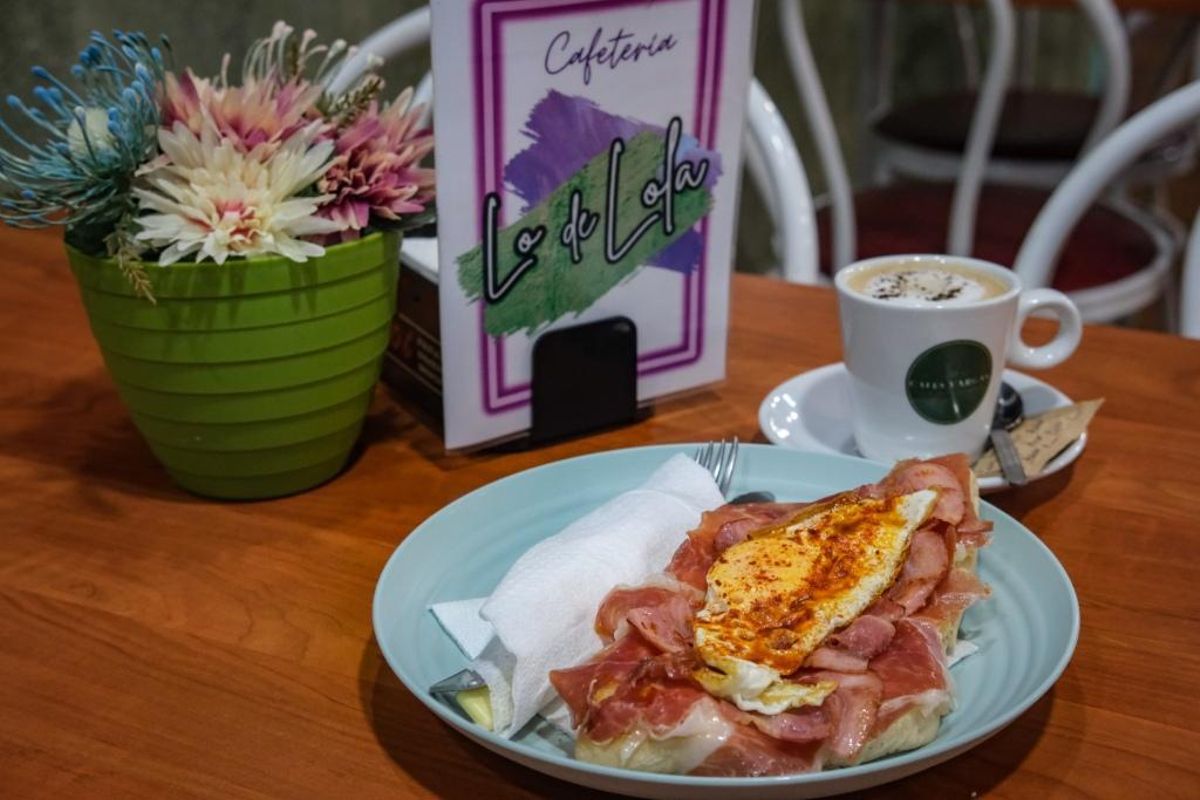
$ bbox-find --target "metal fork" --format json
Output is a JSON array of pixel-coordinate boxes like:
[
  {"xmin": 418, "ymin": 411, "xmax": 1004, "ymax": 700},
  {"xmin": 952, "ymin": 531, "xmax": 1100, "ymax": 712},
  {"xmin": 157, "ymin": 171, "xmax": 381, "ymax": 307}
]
[{"xmin": 693, "ymin": 437, "xmax": 739, "ymax": 496}]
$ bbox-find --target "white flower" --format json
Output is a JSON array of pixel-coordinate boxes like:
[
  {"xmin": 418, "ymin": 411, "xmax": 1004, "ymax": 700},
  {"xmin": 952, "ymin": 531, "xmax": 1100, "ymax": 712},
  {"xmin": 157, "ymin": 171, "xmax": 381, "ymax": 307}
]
[
  {"xmin": 134, "ymin": 120, "xmax": 343, "ymax": 265},
  {"xmin": 66, "ymin": 107, "xmax": 118, "ymax": 159}
]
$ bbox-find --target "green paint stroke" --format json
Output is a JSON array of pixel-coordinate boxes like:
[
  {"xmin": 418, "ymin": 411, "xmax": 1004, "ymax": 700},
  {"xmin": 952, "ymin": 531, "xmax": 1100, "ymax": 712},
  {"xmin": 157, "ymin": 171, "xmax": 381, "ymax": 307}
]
[{"xmin": 457, "ymin": 130, "xmax": 712, "ymax": 336}]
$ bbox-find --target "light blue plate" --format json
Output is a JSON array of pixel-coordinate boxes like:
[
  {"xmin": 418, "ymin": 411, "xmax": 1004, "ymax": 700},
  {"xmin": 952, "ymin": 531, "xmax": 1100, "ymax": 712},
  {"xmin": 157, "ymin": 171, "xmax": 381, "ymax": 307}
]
[{"xmin": 373, "ymin": 444, "xmax": 1080, "ymax": 799}]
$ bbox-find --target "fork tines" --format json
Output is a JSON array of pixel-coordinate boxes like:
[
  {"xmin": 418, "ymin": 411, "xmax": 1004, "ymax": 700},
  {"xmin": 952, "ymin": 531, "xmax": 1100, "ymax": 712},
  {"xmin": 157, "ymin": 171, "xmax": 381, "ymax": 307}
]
[{"xmin": 693, "ymin": 437, "xmax": 738, "ymax": 496}]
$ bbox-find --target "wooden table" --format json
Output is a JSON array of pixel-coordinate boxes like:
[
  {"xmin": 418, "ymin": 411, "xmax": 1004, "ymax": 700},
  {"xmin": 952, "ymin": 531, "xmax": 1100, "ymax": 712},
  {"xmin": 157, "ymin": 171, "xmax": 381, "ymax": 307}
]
[{"xmin": 1, "ymin": 225, "xmax": 1198, "ymax": 799}]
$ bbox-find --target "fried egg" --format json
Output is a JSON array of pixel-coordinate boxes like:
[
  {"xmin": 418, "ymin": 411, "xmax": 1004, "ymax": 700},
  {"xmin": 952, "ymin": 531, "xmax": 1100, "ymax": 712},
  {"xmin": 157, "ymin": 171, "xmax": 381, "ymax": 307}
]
[{"xmin": 693, "ymin": 489, "xmax": 938, "ymax": 714}]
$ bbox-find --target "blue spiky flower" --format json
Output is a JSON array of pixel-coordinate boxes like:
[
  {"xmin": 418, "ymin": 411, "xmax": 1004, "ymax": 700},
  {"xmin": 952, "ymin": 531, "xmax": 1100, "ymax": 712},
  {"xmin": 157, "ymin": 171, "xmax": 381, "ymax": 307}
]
[{"xmin": 0, "ymin": 30, "xmax": 168, "ymax": 237}]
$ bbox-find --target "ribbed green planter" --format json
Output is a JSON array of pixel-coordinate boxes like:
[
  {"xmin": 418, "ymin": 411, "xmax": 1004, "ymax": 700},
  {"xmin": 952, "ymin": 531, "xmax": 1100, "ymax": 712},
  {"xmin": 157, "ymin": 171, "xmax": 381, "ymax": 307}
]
[{"xmin": 67, "ymin": 232, "xmax": 400, "ymax": 500}]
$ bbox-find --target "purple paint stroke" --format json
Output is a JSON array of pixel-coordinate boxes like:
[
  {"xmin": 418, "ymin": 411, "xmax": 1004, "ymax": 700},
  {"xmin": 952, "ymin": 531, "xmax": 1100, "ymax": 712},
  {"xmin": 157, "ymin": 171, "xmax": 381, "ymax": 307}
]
[{"xmin": 503, "ymin": 89, "xmax": 722, "ymax": 273}]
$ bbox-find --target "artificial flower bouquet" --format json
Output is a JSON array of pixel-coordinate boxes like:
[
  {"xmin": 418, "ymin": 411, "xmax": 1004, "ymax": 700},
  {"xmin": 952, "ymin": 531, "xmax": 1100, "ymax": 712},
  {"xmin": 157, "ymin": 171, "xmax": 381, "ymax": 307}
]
[
  {"xmin": 0, "ymin": 23, "xmax": 434, "ymax": 296},
  {"xmin": 0, "ymin": 24, "xmax": 435, "ymax": 499}
]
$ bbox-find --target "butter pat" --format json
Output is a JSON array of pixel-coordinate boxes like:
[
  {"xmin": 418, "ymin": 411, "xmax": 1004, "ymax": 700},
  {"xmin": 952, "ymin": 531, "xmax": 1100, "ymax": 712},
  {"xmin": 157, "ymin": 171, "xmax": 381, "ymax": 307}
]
[{"xmin": 456, "ymin": 687, "xmax": 495, "ymax": 730}]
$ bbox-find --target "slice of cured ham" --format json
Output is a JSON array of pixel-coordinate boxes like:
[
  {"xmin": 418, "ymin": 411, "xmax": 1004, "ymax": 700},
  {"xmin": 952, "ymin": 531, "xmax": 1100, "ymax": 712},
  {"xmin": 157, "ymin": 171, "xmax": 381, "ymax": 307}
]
[
  {"xmin": 690, "ymin": 718, "xmax": 827, "ymax": 776},
  {"xmin": 804, "ymin": 614, "xmax": 899, "ymax": 672},
  {"xmin": 666, "ymin": 503, "xmax": 809, "ymax": 590},
  {"xmin": 870, "ymin": 618, "xmax": 952, "ymax": 732},
  {"xmin": 551, "ymin": 455, "xmax": 991, "ymax": 776},
  {"xmin": 926, "ymin": 453, "xmax": 994, "ymax": 545},
  {"xmin": 879, "ymin": 459, "xmax": 968, "ymax": 526},
  {"xmin": 913, "ymin": 567, "xmax": 991, "ymax": 630},
  {"xmin": 804, "ymin": 671, "xmax": 884, "ymax": 762},
  {"xmin": 886, "ymin": 526, "xmax": 952, "ymax": 614},
  {"xmin": 594, "ymin": 582, "xmax": 701, "ymax": 652},
  {"xmin": 745, "ymin": 704, "xmax": 830, "ymax": 743},
  {"xmin": 828, "ymin": 615, "xmax": 897, "ymax": 658},
  {"xmin": 549, "ymin": 631, "xmax": 663, "ymax": 732},
  {"xmin": 871, "ymin": 619, "xmax": 949, "ymax": 700},
  {"xmin": 804, "ymin": 647, "xmax": 870, "ymax": 673}
]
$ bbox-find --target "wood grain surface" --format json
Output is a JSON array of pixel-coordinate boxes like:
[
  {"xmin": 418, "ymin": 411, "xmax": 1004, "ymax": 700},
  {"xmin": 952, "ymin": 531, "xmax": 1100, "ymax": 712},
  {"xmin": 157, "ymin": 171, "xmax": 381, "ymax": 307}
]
[{"xmin": 1, "ymin": 226, "xmax": 1198, "ymax": 799}]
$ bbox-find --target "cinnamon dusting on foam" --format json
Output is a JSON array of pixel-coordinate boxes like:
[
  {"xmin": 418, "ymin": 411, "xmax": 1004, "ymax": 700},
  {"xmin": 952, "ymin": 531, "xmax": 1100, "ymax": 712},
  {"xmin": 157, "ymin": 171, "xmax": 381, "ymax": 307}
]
[{"xmin": 849, "ymin": 264, "xmax": 1008, "ymax": 306}]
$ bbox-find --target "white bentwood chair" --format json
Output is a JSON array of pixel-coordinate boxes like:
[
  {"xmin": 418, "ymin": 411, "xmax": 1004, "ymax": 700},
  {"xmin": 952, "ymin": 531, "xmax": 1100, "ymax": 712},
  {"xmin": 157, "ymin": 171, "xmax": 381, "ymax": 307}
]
[
  {"xmin": 867, "ymin": 0, "xmax": 1133, "ymax": 190},
  {"xmin": 864, "ymin": 0, "xmax": 1195, "ymax": 250},
  {"xmin": 330, "ymin": 5, "xmax": 819, "ymax": 285},
  {"xmin": 1183, "ymin": 212, "xmax": 1200, "ymax": 339},
  {"xmin": 782, "ymin": 0, "xmax": 1017, "ymax": 266},
  {"xmin": 1015, "ymin": 80, "xmax": 1200, "ymax": 325},
  {"xmin": 781, "ymin": 0, "xmax": 1176, "ymax": 323}
]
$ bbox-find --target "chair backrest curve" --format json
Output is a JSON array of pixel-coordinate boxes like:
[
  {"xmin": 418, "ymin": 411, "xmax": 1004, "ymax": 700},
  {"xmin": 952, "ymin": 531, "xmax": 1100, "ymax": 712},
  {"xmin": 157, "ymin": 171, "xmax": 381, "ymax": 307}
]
[{"xmin": 1014, "ymin": 81, "xmax": 1200, "ymax": 291}]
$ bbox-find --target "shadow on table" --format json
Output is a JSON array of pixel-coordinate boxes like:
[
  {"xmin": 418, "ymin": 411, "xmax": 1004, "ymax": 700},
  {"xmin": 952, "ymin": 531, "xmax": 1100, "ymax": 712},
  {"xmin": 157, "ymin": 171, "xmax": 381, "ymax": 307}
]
[
  {"xmin": 986, "ymin": 462, "xmax": 1077, "ymax": 520},
  {"xmin": 0, "ymin": 370, "xmax": 195, "ymax": 507},
  {"xmin": 1, "ymin": 369, "xmax": 450, "ymax": 508},
  {"xmin": 860, "ymin": 689, "xmax": 1069, "ymax": 798},
  {"xmin": 357, "ymin": 388, "xmax": 507, "ymax": 476},
  {"xmin": 357, "ymin": 638, "xmax": 621, "ymax": 799}
]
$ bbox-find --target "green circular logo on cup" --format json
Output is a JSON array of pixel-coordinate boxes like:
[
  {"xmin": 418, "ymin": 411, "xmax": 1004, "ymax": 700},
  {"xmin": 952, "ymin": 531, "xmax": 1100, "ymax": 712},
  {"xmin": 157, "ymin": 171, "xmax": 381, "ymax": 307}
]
[{"xmin": 905, "ymin": 340, "xmax": 993, "ymax": 425}]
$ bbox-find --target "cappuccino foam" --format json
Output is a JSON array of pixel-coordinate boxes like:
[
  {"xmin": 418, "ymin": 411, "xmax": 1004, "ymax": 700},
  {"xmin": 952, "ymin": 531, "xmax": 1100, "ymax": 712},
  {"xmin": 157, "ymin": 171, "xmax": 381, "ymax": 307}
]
[{"xmin": 850, "ymin": 264, "xmax": 1008, "ymax": 307}]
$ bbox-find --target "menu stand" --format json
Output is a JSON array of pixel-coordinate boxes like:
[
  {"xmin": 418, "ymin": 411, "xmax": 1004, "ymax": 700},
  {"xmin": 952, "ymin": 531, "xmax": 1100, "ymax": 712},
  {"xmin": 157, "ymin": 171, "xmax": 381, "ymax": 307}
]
[{"xmin": 383, "ymin": 264, "xmax": 645, "ymax": 449}]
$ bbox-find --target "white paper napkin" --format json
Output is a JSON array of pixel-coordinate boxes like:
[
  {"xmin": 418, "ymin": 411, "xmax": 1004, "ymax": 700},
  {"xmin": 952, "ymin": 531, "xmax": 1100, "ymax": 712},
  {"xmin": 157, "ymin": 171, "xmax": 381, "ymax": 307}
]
[{"xmin": 429, "ymin": 453, "xmax": 723, "ymax": 737}]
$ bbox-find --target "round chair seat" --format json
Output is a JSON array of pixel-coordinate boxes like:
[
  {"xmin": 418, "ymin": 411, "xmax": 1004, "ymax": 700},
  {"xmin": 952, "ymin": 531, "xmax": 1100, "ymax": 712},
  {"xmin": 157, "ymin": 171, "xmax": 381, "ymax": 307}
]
[
  {"xmin": 874, "ymin": 90, "xmax": 1097, "ymax": 161},
  {"xmin": 816, "ymin": 183, "xmax": 1159, "ymax": 294}
]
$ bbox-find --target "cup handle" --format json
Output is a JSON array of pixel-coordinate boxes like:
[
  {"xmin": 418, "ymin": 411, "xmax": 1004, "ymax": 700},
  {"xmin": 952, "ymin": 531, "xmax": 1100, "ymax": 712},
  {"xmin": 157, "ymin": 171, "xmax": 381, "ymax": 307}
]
[{"xmin": 1007, "ymin": 288, "xmax": 1083, "ymax": 370}]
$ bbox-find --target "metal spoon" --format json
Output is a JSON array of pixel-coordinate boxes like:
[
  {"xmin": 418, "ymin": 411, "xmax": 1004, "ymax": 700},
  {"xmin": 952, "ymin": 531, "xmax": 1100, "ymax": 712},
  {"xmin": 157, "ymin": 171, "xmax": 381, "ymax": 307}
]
[
  {"xmin": 730, "ymin": 490, "xmax": 776, "ymax": 504},
  {"xmin": 990, "ymin": 382, "xmax": 1027, "ymax": 486}
]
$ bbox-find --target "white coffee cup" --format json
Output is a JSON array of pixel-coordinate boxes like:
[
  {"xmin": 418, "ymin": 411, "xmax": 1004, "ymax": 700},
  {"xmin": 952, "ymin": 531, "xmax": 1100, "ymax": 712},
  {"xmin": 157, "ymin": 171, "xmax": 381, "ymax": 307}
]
[{"xmin": 834, "ymin": 254, "xmax": 1082, "ymax": 463}]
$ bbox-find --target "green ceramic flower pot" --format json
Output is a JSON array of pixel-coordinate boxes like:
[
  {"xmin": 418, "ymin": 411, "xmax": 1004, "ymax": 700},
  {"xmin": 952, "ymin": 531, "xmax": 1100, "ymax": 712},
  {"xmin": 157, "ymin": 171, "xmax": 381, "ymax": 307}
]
[{"xmin": 66, "ymin": 232, "xmax": 401, "ymax": 500}]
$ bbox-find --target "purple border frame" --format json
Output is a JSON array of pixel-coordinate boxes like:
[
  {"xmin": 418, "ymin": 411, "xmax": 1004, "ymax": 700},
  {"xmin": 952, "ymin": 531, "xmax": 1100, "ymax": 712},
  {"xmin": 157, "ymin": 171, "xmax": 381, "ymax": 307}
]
[{"xmin": 472, "ymin": 0, "xmax": 727, "ymax": 414}]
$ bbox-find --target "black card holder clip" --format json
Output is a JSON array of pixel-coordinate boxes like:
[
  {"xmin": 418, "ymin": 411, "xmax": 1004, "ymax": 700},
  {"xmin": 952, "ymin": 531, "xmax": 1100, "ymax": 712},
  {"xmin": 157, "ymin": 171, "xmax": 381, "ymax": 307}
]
[{"xmin": 529, "ymin": 316, "xmax": 640, "ymax": 445}]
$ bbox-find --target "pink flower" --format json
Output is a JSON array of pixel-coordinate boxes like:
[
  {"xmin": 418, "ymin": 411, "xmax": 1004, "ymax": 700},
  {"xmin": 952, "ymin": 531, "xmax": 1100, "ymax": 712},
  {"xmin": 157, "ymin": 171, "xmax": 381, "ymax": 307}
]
[
  {"xmin": 315, "ymin": 89, "xmax": 435, "ymax": 242},
  {"xmin": 134, "ymin": 120, "xmax": 341, "ymax": 265},
  {"xmin": 162, "ymin": 68, "xmax": 327, "ymax": 153}
]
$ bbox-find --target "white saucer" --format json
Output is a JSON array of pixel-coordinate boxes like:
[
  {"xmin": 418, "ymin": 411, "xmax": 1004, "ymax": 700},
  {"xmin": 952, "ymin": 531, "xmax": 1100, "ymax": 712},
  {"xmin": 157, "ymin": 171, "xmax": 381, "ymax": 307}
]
[{"xmin": 758, "ymin": 363, "xmax": 1086, "ymax": 493}]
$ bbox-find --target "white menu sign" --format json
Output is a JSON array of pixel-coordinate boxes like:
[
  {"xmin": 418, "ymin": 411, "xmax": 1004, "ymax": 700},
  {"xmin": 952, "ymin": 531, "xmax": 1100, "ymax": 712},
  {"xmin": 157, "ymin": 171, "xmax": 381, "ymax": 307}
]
[{"xmin": 430, "ymin": 0, "xmax": 757, "ymax": 449}]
